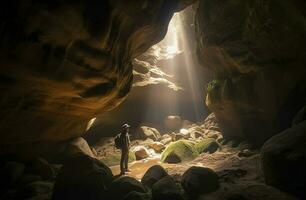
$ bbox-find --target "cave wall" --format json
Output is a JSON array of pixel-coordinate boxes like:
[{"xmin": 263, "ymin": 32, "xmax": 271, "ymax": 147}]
[
  {"xmin": 0, "ymin": 0, "xmax": 194, "ymax": 148},
  {"xmin": 195, "ymin": 0, "xmax": 306, "ymax": 145}
]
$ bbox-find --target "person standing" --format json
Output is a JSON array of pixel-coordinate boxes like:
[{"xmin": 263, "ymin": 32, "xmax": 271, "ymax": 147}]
[{"xmin": 119, "ymin": 123, "xmax": 131, "ymax": 174}]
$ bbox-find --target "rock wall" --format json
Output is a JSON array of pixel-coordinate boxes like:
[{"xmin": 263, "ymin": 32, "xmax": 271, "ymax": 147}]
[
  {"xmin": 195, "ymin": 0, "xmax": 306, "ymax": 145},
  {"xmin": 0, "ymin": 0, "xmax": 194, "ymax": 148}
]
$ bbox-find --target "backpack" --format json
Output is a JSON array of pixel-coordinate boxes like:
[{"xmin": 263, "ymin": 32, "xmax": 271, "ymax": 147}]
[{"xmin": 114, "ymin": 134, "xmax": 123, "ymax": 149}]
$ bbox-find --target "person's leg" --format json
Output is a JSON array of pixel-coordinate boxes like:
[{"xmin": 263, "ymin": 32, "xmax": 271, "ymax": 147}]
[
  {"xmin": 120, "ymin": 150, "xmax": 125, "ymax": 174},
  {"xmin": 124, "ymin": 150, "xmax": 129, "ymax": 171}
]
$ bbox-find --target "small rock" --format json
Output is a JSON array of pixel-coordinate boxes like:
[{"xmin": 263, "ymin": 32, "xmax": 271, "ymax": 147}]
[
  {"xmin": 164, "ymin": 152, "xmax": 181, "ymax": 164},
  {"xmin": 190, "ymin": 131, "xmax": 202, "ymax": 139},
  {"xmin": 109, "ymin": 176, "xmax": 146, "ymax": 200},
  {"xmin": 141, "ymin": 165, "xmax": 168, "ymax": 189},
  {"xmin": 160, "ymin": 137, "xmax": 172, "ymax": 145},
  {"xmin": 148, "ymin": 142, "xmax": 165, "ymax": 153},
  {"xmin": 133, "ymin": 146, "xmax": 150, "ymax": 160},
  {"xmin": 152, "ymin": 176, "xmax": 184, "ymax": 200}
]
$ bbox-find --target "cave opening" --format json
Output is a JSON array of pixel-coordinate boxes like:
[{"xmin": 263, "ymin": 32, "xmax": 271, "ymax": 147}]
[{"xmin": 86, "ymin": 5, "xmax": 212, "ymax": 144}]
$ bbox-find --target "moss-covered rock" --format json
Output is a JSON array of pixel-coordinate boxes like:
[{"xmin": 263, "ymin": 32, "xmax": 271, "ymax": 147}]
[
  {"xmin": 161, "ymin": 140, "xmax": 199, "ymax": 163},
  {"xmin": 194, "ymin": 138, "xmax": 219, "ymax": 154},
  {"xmin": 100, "ymin": 151, "xmax": 136, "ymax": 167}
]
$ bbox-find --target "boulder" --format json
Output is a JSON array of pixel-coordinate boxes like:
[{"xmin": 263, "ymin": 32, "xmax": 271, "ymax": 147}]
[
  {"xmin": 52, "ymin": 154, "xmax": 113, "ymax": 200},
  {"xmin": 261, "ymin": 120, "xmax": 306, "ymax": 198},
  {"xmin": 195, "ymin": 138, "xmax": 219, "ymax": 154},
  {"xmin": 18, "ymin": 181, "xmax": 53, "ymax": 199},
  {"xmin": 108, "ymin": 176, "xmax": 146, "ymax": 200},
  {"xmin": 141, "ymin": 165, "xmax": 168, "ymax": 189},
  {"xmin": 161, "ymin": 140, "xmax": 199, "ymax": 163},
  {"xmin": 123, "ymin": 191, "xmax": 151, "ymax": 200},
  {"xmin": 138, "ymin": 126, "xmax": 161, "ymax": 141},
  {"xmin": 181, "ymin": 166, "xmax": 219, "ymax": 196},
  {"xmin": 65, "ymin": 137, "xmax": 95, "ymax": 157},
  {"xmin": 148, "ymin": 142, "xmax": 165, "ymax": 153},
  {"xmin": 163, "ymin": 152, "xmax": 182, "ymax": 164},
  {"xmin": 0, "ymin": 161, "xmax": 25, "ymax": 188},
  {"xmin": 19, "ymin": 174, "xmax": 42, "ymax": 186},
  {"xmin": 133, "ymin": 146, "xmax": 150, "ymax": 160},
  {"xmin": 152, "ymin": 176, "xmax": 184, "ymax": 200},
  {"xmin": 29, "ymin": 158, "xmax": 55, "ymax": 180},
  {"xmin": 164, "ymin": 116, "xmax": 183, "ymax": 131}
]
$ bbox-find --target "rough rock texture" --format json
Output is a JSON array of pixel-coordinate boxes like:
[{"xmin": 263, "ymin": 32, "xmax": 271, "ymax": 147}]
[
  {"xmin": 64, "ymin": 137, "xmax": 95, "ymax": 158},
  {"xmin": 161, "ymin": 140, "xmax": 199, "ymax": 163},
  {"xmin": 152, "ymin": 176, "xmax": 184, "ymax": 200},
  {"xmin": 141, "ymin": 165, "xmax": 168, "ymax": 189},
  {"xmin": 195, "ymin": 138, "xmax": 220, "ymax": 154},
  {"xmin": 196, "ymin": 0, "xmax": 306, "ymax": 145},
  {"xmin": 0, "ymin": 0, "xmax": 194, "ymax": 151},
  {"xmin": 52, "ymin": 154, "xmax": 113, "ymax": 200},
  {"xmin": 137, "ymin": 126, "xmax": 161, "ymax": 141},
  {"xmin": 181, "ymin": 166, "xmax": 219, "ymax": 196},
  {"xmin": 261, "ymin": 120, "xmax": 306, "ymax": 198},
  {"xmin": 108, "ymin": 176, "xmax": 146, "ymax": 200},
  {"xmin": 133, "ymin": 146, "xmax": 150, "ymax": 160}
]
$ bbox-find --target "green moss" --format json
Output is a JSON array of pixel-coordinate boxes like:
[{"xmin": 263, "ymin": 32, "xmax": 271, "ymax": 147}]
[
  {"xmin": 161, "ymin": 140, "xmax": 199, "ymax": 163},
  {"xmin": 195, "ymin": 138, "xmax": 220, "ymax": 154},
  {"xmin": 100, "ymin": 151, "xmax": 136, "ymax": 167}
]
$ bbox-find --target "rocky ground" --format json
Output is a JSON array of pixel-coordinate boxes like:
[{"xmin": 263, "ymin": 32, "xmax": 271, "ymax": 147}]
[{"xmin": 0, "ymin": 111, "xmax": 305, "ymax": 200}]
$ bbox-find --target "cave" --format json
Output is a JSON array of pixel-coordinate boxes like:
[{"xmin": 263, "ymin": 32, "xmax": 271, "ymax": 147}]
[{"xmin": 0, "ymin": 1, "xmax": 306, "ymax": 200}]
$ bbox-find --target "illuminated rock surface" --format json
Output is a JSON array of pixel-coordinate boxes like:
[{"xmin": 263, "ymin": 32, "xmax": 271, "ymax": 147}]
[
  {"xmin": 195, "ymin": 0, "xmax": 306, "ymax": 145},
  {"xmin": 0, "ymin": 0, "xmax": 194, "ymax": 150}
]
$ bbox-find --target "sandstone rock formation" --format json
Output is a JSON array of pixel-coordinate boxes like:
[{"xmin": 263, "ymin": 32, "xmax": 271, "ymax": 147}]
[
  {"xmin": 0, "ymin": 0, "xmax": 194, "ymax": 152},
  {"xmin": 195, "ymin": 0, "xmax": 306, "ymax": 145}
]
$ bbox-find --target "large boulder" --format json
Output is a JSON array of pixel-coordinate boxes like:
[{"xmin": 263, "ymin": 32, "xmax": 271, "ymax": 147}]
[
  {"xmin": 137, "ymin": 126, "xmax": 161, "ymax": 141},
  {"xmin": 108, "ymin": 176, "xmax": 146, "ymax": 200},
  {"xmin": 152, "ymin": 176, "xmax": 184, "ymax": 200},
  {"xmin": 181, "ymin": 166, "xmax": 219, "ymax": 196},
  {"xmin": 141, "ymin": 165, "xmax": 169, "ymax": 189},
  {"xmin": 52, "ymin": 154, "xmax": 113, "ymax": 200},
  {"xmin": 261, "ymin": 120, "xmax": 306, "ymax": 198},
  {"xmin": 161, "ymin": 140, "xmax": 199, "ymax": 163},
  {"xmin": 194, "ymin": 138, "xmax": 219, "ymax": 154},
  {"xmin": 164, "ymin": 116, "xmax": 183, "ymax": 131},
  {"xmin": 196, "ymin": 0, "xmax": 306, "ymax": 145},
  {"xmin": 65, "ymin": 137, "xmax": 95, "ymax": 157},
  {"xmin": 133, "ymin": 146, "xmax": 150, "ymax": 160}
]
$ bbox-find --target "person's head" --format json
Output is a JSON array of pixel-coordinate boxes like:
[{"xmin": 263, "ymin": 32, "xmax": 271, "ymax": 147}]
[{"xmin": 122, "ymin": 123, "xmax": 130, "ymax": 134}]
